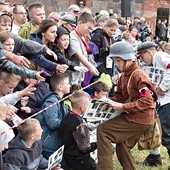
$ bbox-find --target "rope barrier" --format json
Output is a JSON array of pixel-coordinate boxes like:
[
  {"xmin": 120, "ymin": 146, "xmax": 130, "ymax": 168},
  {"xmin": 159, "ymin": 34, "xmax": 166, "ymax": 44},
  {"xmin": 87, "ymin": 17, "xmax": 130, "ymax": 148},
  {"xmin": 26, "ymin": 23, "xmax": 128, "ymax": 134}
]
[{"xmin": 0, "ymin": 80, "xmax": 99, "ymax": 136}]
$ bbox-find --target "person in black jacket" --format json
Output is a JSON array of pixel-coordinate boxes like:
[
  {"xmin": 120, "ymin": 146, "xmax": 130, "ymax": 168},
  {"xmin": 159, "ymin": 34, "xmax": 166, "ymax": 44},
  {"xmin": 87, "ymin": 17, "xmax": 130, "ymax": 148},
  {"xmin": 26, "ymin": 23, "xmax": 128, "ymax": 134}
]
[
  {"xmin": 53, "ymin": 26, "xmax": 87, "ymax": 73},
  {"xmin": 59, "ymin": 90, "xmax": 97, "ymax": 170},
  {"xmin": 91, "ymin": 18, "xmax": 118, "ymax": 76},
  {"xmin": 14, "ymin": 60, "xmax": 50, "ymax": 119}
]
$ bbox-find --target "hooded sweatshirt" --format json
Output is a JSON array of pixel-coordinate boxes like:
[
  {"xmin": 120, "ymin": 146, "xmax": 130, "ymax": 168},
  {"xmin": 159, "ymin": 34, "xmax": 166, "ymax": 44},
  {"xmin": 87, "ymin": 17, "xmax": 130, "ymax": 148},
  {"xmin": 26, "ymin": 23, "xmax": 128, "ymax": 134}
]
[{"xmin": 3, "ymin": 135, "xmax": 48, "ymax": 170}]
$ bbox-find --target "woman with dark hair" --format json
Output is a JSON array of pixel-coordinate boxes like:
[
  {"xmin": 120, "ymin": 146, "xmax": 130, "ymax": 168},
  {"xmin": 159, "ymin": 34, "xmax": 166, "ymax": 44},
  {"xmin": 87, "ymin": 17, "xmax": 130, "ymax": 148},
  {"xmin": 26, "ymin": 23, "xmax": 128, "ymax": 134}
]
[
  {"xmin": 53, "ymin": 26, "xmax": 87, "ymax": 73},
  {"xmin": 30, "ymin": 19, "xmax": 68, "ymax": 75}
]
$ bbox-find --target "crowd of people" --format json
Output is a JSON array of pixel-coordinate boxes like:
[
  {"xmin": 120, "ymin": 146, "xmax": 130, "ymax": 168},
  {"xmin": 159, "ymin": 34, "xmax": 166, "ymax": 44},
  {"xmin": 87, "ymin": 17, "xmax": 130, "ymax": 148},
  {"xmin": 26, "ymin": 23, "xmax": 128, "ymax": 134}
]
[{"xmin": 0, "ymin": 1, "xmax": 170, "ymax": 170}]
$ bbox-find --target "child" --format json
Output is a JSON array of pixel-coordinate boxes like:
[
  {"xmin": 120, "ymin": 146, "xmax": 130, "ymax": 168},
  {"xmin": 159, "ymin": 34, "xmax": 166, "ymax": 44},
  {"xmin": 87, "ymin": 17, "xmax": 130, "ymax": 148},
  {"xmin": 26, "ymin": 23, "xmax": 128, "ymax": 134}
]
[
  {"xmin": 97, "ymin": 41, "xmax": 157, "ymax": 170},
  {"xmin": 59, "ymin": 90, "xmax": 97, "ymax": 170},
  {"xmin": 64, "ymin": 84, "xmax": 82, "ymax": 111},
  {"xmin": 18, "ymin": 2, "xmax": 46, "ymax": 39},
  {"xmin": 0, "ymin": 13, "xmax": 12, "ymax": 32},
  {"xmin": 53, "ymin": 26, "xmax": 87, "ymax": 73},
  {"xmin": 68, "ymin": 12, "xmax": 99, "ymax": 85},
  {"xmin": 91, "ymin": 81, "xmax": 110, "ymax": 99},
  {"xmin": 0, "ymin": 69, "xmax": 37, "ymax": 123},
  {"xmin": 0, "ymin": 31, "xmax": 44, "ymax": 80},
  {"xmin": 14, "ymin": 60, "xmax": 50, "ymax": 119},
  {"xmin": 36, "ymin": 73, "xmax": 70, "ymax": 161},
  {"xmin": 3, "ymin": 118, "xmax": 61, "ymax": 170}
]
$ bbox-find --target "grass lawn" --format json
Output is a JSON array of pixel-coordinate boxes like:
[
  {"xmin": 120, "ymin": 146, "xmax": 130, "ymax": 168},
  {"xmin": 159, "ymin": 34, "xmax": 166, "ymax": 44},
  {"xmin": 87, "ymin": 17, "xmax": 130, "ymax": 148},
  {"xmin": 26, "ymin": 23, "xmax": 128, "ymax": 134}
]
[{"xmin": 113, "ymin": 145, "xmax": 169, "ymax": 170}]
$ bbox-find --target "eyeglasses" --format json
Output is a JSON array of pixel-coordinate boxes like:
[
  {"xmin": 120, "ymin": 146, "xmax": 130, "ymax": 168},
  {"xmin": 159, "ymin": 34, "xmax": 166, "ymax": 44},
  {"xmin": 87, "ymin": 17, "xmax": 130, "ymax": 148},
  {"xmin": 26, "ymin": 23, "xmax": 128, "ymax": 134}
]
[{"xmin": 137, "ymin": 51, "xmax": 148, "ymax": 59}]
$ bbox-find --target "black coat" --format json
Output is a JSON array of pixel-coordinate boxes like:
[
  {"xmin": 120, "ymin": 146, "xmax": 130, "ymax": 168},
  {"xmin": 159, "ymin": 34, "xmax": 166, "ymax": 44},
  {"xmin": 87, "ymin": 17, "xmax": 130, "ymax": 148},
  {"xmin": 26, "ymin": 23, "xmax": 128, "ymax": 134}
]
[
  {"xmin": 14, "ymin": 81, "xmax": 50, "ymax": 119},
  {"xmin": 91, "ymin": 28, "xmax": 114, "ymax": 76}
]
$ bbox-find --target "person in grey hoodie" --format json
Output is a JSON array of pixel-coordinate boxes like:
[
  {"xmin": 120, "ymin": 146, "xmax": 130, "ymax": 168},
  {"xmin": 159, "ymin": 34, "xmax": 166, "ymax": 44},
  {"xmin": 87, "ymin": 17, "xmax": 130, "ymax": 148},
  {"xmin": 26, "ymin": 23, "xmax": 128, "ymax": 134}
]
[{"xmin": 3, "ymin": 118, "xmax": 61, "ymax": 170}]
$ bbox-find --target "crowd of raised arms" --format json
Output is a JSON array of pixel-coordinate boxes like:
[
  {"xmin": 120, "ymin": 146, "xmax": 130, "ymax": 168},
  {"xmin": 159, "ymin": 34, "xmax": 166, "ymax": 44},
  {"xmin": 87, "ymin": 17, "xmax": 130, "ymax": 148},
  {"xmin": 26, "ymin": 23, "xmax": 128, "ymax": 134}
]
[{"xmin": 0, "ymin": 1, "xmax": 170, "ymax": 170}]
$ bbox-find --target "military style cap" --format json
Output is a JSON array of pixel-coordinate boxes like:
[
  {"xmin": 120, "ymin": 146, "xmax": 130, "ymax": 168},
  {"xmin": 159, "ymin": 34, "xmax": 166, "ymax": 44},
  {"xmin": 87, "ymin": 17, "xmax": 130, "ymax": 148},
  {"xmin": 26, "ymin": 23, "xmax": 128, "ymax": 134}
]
[
  {"xmin": 108, "ymin": 41, "xmax": 136, "ymax": 60},
  {"xmin": 137, "ymin": 42, "xmax": 157, "ymax": 53},
  {"xmin": 61, "ymin": 13, "xmax": 77, "ymax": 27}
]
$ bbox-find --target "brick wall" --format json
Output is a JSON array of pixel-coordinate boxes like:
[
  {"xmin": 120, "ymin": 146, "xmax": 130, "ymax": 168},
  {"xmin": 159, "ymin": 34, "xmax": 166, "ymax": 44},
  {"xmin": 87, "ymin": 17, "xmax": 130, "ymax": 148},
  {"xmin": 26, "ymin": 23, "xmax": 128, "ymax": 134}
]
[{"xmin": 6, "ymin": 0, "xmax": 170, "ymax": 31}]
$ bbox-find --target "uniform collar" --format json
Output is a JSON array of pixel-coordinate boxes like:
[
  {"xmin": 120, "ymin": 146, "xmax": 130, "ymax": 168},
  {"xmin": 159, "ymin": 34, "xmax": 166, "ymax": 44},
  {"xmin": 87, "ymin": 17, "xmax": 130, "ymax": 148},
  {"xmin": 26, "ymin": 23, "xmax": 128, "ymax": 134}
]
[{"xmin": 124, "ymin": 62, "xmax": 140, "ymax": 76}]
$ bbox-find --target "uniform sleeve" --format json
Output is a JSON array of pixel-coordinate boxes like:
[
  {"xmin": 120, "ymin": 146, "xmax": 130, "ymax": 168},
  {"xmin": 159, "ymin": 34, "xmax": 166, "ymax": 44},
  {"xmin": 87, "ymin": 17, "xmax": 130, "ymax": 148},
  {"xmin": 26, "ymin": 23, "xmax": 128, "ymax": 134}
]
[
  {"xmin": 123, "ymin": 72, "xmax": 156, "ymax": 113},
  {"xmin": 157, "ymin": 53, "xmax": 170, "ymax": 91}
]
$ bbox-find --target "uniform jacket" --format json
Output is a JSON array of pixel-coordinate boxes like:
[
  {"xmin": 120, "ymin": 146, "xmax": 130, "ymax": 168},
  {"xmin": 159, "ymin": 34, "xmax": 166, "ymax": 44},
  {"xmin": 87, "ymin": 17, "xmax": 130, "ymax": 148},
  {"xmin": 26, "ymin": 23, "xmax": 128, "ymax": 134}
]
[
  {"xmin": 152, "ymin": 51, "xmax": 170, "ymax": 106},
  {"xmin": 111, "ymin": 62, "xmax": 157, "ymax": 125}
]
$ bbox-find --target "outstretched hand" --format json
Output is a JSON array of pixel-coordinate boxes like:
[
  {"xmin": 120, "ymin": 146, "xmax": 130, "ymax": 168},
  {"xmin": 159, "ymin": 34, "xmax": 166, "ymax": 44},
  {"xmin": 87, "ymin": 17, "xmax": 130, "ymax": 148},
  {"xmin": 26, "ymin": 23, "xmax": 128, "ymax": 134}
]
[
  {"xmin": 56, "ymin": 64, "xmax": 69, "ymax": 73},
  {"xmin": 36, "ymin": 70, "xmax": 45, "ymax": 81},
  {"xmin": 46, "ymin": 48, "xmax": 58, "ymax": 61},
  {"xmin": 6, "ymin": 52, "xmax": 31, "ymax": 68},
  {"xmin": 18, "ymin": 83, "xmax": 36, "ymax": 98},
  {"xmin": 74, "ymin": 66, "xmax": 88, "ymax": 72},
  {"xmin": 89, "ymin": 66, "xmax": 99, "ymax": 76}
]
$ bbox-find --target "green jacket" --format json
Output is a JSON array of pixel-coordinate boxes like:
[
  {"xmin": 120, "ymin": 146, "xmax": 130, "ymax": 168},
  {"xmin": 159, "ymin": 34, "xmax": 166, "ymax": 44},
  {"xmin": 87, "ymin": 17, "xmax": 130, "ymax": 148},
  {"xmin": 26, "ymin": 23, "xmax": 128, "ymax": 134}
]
[{"xmin": 18, "ymin": 22, "xmax": 39, "ymax": 39}]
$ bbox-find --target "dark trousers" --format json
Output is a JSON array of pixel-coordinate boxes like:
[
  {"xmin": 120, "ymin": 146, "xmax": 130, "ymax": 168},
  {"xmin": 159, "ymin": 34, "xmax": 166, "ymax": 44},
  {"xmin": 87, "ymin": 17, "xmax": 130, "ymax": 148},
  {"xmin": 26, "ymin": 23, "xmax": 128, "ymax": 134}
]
[
  {"xmin": 97, "ymin": 115, "xmax": 151, "ymax": 170},
  {"xmin": 64, "ymin": 156, "xmax": 96, "ymax": 170},
  {"xmin": 158, "ymin": 103, "xmax": 170, "ymax": 154}
]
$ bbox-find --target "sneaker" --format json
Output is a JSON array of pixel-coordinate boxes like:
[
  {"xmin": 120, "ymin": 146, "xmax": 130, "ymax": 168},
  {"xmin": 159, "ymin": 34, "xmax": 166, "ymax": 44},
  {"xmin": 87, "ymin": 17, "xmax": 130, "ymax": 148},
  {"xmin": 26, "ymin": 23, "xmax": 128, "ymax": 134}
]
[{"xmin": 142, "ymin": 154, "xmax": 162, "ymax": 166}]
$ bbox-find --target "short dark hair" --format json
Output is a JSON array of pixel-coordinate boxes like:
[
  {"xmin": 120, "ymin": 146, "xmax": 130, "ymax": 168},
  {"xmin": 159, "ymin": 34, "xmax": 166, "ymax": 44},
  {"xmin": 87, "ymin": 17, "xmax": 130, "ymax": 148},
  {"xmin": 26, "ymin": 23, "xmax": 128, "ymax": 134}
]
[
  {"xmin": 12, "ymin": 4, "xmax": 24, "ymax": 13},
  {"xmin": 50, "ymin": 73, "xmax": 68, "ymax": 91},
  {"xmin": 92, "ymin": 82, "xmax": 110, "ymax": 94},
  {"xmin": 78, "ymin": 12, "xmax": 95, "ymax": 24}
]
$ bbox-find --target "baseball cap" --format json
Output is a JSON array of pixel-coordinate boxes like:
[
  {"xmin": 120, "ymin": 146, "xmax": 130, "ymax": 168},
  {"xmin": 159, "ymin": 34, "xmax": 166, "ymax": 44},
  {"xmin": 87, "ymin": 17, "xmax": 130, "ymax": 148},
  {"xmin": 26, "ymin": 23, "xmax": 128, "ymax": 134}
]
[
  {"xmin": 61, "ymin": 13, "xmax": 77, "ymax": 27},
  {"xmin": 68, "ymin": 4, "xmax": 80, "ymax": 12}
]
